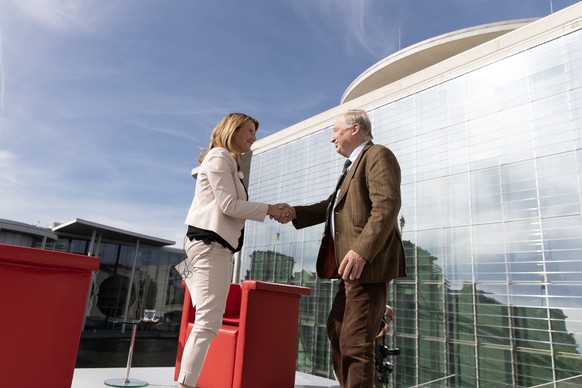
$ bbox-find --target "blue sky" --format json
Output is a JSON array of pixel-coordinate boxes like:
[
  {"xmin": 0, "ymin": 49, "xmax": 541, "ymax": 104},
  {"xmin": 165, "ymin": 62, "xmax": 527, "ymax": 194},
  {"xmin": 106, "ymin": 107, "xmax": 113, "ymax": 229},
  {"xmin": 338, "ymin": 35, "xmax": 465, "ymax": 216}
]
[{"xmin": 0, "ymin": 0, "xmax": 579, "ymax": 245}]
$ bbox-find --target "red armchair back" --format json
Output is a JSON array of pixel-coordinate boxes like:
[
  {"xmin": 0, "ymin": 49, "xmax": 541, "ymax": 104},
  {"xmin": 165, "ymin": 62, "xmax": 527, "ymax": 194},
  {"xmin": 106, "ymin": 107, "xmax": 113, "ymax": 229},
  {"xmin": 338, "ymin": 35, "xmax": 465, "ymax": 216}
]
[
  {"xmin": 0, "ymin": 244, "xmax": 99, "ymax": 388},
  {"xmin": 175, "ymin": 280, "xmax": 310, "ymax": 388}
]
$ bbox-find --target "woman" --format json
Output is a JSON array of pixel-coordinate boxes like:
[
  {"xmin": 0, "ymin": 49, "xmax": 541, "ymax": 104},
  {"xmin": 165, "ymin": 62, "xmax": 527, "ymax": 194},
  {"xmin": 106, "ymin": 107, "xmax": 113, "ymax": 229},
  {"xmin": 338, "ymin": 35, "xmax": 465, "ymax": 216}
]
[{"xmin": 175, "ymin": 113, "xmax": 292, "ymax": 388}]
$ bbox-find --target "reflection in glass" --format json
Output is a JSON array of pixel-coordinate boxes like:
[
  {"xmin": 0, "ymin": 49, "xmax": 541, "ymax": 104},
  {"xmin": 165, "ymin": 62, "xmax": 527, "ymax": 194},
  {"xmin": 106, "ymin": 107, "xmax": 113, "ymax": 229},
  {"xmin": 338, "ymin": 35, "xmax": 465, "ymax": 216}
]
[{"xmin": 242, "ymin": 26, "xmax": 582, "ymax": 386}]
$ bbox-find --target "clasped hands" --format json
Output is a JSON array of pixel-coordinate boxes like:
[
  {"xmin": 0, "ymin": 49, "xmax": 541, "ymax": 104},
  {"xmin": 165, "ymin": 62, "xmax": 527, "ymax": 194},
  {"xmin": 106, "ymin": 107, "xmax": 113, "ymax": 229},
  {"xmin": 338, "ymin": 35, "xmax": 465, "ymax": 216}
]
[{"xmin": 267, "ymin": 203, "xmax": 296, "ymax": 224}]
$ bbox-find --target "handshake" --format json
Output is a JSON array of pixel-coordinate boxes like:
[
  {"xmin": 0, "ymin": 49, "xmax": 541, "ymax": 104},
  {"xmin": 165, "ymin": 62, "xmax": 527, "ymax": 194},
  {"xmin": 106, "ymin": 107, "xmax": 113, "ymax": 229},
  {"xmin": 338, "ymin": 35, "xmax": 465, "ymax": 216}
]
[{"xmin": 267, "ymin": 203, "xmax": 296, "ymax": 224}]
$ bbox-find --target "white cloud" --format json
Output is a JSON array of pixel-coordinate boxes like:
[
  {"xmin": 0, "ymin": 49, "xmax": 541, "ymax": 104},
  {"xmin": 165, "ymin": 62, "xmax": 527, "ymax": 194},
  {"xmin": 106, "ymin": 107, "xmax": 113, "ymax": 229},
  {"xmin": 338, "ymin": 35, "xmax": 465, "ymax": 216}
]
[
  {"xmin": 0, "ymin": 149, "xmax": 15, "ymax": 168},
  {"xmin": 4, "ymin": 0, "xmax": 122, "ymax": 31},
  {"xmin": 291, "ymin": 0, "xmax": 399, "ymax": 57},
  {"xmin": 131, "ymin": 121, "xmax": 198, "ymax": 141}
]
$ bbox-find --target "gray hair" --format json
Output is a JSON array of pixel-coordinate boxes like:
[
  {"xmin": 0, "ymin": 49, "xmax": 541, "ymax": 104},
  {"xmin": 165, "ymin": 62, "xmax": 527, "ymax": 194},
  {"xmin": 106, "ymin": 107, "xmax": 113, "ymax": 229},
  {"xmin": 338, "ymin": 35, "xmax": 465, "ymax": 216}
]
[{"xmin": 343, "ymin": 109, "xmax": 373, "ymax": 140}]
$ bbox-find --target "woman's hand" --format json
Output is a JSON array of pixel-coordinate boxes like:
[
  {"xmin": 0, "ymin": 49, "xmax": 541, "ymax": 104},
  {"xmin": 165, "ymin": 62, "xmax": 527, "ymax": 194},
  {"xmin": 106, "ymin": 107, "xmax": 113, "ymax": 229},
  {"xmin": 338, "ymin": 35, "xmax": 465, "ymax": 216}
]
[{"xmin": 267, "ymin": 203, "xmax": 296, "ymax": 224}]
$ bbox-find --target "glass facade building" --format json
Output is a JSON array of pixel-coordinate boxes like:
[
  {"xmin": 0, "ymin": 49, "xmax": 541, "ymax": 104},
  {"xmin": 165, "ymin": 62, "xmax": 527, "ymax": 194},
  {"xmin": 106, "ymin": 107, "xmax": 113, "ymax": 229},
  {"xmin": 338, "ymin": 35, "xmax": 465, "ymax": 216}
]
[
  {"xmin": 240, "ymin": 5, "xmax": 582, "ymax": 387},
  {"xmin": 73, "ymin": 241, "xmax": 185, "ymax": 332},
  {"xmin": 0, "ymin": 218, "xmax": 185, "ymax": 335}
]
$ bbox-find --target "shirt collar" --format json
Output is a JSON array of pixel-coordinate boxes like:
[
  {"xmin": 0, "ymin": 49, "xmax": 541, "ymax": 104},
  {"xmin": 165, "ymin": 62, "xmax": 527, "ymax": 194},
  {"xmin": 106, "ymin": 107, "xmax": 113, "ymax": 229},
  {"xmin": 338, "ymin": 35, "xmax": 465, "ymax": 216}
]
[{"xmin": 347, "ymin": 140, "xmax": 369, "ymax": 165}]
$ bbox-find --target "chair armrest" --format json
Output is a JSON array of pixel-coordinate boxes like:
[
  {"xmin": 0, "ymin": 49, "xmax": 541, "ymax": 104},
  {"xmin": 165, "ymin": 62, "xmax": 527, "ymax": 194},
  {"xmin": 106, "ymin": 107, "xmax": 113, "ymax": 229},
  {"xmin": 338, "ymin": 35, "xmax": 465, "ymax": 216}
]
[{"xmin": 242, "ymin": 280, "xmax": 311, "ymax": 296}]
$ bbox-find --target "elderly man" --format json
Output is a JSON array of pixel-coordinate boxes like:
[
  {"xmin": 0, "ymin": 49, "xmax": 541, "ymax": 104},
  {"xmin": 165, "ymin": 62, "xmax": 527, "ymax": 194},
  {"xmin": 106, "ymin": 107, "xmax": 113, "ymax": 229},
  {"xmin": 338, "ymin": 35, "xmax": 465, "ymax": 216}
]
[{"xmin": 290, "ymin": 109, "xmax": 406, "ymax": 387}]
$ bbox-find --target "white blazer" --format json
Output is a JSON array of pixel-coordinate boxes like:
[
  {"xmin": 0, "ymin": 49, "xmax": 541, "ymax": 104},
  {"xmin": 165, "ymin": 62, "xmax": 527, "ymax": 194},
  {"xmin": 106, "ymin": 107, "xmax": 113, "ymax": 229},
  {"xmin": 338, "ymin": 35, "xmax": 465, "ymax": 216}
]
[{"xmin": 184, "ymin": 147, "xmax": 268, "ymax": 249}]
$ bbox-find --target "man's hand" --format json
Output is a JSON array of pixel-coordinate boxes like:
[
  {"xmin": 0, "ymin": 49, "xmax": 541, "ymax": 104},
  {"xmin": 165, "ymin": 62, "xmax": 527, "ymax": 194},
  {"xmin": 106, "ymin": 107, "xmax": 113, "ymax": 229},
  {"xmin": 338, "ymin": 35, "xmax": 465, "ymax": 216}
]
[
  {"xmin": 267, "ymin": 203, "xmax": 296, "ymax": 224},
  {"xmin": 338, "ymin": 249, "xmax": 366, "ymax": 280}
]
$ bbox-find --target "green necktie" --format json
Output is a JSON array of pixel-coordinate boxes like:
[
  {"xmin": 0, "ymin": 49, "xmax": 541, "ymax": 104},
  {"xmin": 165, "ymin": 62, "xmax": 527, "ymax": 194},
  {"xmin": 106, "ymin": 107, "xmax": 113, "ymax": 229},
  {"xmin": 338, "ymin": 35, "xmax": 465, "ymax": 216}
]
[
  {"xmin": 335, "ymin": 159, "xmax": 352, "ymax": 191},
  {"xmin": 329, "ymin": 159, "xmax": 352, "ymax": 222}
]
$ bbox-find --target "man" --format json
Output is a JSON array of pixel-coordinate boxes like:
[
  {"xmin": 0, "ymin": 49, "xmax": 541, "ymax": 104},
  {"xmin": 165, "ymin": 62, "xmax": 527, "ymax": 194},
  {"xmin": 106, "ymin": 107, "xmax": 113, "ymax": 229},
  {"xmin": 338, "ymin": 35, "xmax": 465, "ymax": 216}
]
[
  {"xmin": 375, "ymin": 305, "xmax": 396, "ymax": 387},
  {"xmin": 376, "ymin": 305, "xmax": 394, "ymax": 342},
  {"xmin": 290, "ymin": 109, "xmax": 406, "ymax": 387}
]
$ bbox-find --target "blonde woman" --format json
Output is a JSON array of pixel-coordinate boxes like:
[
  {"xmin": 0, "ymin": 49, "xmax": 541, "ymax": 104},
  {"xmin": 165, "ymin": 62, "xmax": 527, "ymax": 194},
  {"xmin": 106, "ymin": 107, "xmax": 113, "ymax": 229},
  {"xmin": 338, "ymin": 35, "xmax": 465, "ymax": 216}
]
[{"xmin": 175, "ymin": 113, "xmax": 293, "ymax": 388}]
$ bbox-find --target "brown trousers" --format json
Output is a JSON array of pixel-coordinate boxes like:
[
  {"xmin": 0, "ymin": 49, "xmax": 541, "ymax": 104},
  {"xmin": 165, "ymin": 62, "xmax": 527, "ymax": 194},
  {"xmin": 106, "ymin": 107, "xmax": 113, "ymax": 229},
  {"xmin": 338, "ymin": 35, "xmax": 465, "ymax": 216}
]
[{"xmin": 327, "ymin": 280, "xmax": 388, "ymax": 388}]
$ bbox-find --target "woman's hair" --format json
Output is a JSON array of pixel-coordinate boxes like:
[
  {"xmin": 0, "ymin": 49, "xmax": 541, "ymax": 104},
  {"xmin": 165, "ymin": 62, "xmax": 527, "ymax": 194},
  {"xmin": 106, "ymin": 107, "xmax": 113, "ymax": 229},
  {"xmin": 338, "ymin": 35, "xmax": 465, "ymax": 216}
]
[
  {"xmin": 199, "ymin": 113, "xmax": 259, "ymax": 164},
  {"xmin": 344, "ymin": 109, "xmax": 373, "ymax": 140}
]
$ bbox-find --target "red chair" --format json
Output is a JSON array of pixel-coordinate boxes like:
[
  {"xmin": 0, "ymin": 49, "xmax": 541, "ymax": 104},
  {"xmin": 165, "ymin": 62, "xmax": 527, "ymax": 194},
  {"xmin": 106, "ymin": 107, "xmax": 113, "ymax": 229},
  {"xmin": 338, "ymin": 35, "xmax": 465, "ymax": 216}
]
[
  {"xmin": 0, "ymin": 244, "xmax": 99, "ymax": 388},
  {"xmin": 175, "ymin": 280, "xmax": 310, "ymax": 388}
]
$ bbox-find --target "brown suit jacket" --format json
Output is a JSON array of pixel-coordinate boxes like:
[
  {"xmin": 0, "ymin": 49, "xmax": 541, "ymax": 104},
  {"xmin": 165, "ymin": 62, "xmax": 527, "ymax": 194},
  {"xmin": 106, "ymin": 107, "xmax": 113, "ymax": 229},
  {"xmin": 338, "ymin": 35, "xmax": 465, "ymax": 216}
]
[{"xmin": 293, "ymin": 142, "xmax": 406, "ymax": 283}]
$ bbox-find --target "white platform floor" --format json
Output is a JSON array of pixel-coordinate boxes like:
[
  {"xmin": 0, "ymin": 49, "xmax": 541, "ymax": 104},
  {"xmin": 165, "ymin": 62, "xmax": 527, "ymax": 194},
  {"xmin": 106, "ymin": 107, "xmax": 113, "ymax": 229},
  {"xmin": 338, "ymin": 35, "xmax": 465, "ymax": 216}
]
[{"xmin": 72, "ymin": 367, "xmax": 340, "ymax": 388}]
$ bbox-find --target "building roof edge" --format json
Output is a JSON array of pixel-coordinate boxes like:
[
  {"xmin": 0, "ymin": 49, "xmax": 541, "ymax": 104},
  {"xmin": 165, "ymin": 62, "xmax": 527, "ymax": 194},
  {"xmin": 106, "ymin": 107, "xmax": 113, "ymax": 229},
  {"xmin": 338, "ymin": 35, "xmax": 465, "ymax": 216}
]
[{"xmin": 341, "ymin": 19, "xmax": 535, "ymax": 103}]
